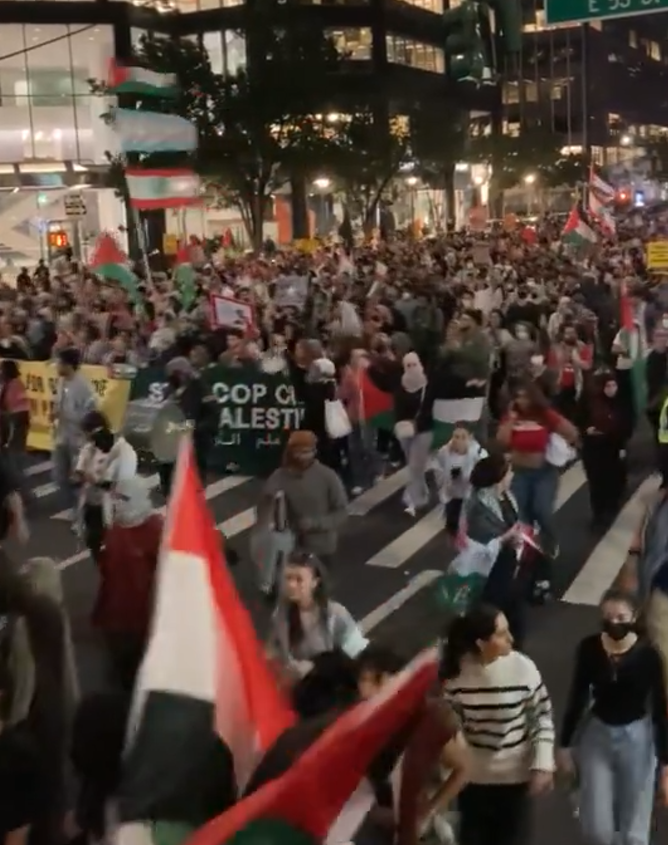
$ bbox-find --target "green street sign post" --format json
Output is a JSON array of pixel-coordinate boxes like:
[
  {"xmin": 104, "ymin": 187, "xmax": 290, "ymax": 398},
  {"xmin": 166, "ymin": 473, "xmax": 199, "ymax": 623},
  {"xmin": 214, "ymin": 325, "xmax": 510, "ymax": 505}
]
[{"xmin": 546, "ymin": 0, "xmax": 668, "ymax": 25}]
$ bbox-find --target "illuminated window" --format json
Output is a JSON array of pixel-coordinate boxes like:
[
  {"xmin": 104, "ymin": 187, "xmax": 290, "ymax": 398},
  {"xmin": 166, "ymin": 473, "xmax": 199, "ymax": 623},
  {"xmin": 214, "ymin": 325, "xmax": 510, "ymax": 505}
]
[
  {"xmin": 551, "ymin": 84, "xmax": 563, "ymax": 100},
  {"xmin": 629, "ymin": 30, "xmax": 638, "ymax": 48},
  {"xmin": 650, "ymin": 41, "xmax": 661, "ymax": 61},
  {"xmin": 328, "ymin": 28, "xmax": 372, "ymax": 60},
  {"xmin": 502, "ymin": 82, "xmax": 520, "ymax": 104},
  {"xmin": 386, "ymin": 35, "xmax": 444, "ymax": 72},
  {"xmin": 396, "ymin": 0, "xmax": 444, "ymax": 12},
  {"xmin": 524, "ymin": 82, "xmax": 538, "ymax": 102}
]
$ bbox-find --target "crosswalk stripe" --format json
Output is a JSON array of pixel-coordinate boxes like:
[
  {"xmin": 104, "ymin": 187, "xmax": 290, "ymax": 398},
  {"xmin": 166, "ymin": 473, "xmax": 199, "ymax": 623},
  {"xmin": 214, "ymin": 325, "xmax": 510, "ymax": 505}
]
[
  {"xmin": 365, "ymin": 461, "xmax": 587, "ymax": 570},
  {"xmin": 26, "ymin": 459, "xmax": 52, "ymax": 477},
  {"xmin": 51, "ymin": 474, "xmax": 161, "ymax": 521},
  {"xmin": 56, "ymin": 475, "xmax": 252, "ymax": 571},
  {"xmin": 359, "ymin": 570, "xmax": 441, "ymax": 633},
  {"xmin": 348, "ymin": 468, "xmax": 409, "ymax": 516},
  {"xmin": 562, "ymin": 474, "xmax": 658, "ymax": 606}
]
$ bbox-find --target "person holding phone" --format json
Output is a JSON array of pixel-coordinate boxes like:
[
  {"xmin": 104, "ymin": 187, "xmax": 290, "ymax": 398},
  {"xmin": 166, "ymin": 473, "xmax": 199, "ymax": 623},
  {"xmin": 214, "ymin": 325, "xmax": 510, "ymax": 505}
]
[{"xmin": 433, "ymin": 425, "xmax": 487, "ymax": 537}]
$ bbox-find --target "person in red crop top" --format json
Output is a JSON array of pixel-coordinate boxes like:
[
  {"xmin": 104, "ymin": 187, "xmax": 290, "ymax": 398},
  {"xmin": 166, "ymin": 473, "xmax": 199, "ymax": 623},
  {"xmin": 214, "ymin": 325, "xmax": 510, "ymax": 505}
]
[{"xmin": 497, "ymin": 382, "xmax": 578, "ymax": 601}]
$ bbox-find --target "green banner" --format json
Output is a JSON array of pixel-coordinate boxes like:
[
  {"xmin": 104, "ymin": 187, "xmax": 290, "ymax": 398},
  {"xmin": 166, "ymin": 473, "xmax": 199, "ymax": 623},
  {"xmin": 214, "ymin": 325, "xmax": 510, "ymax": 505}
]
[{"xmin": 129, "ymin": 365, "xmax": 304, "ymax": 475}]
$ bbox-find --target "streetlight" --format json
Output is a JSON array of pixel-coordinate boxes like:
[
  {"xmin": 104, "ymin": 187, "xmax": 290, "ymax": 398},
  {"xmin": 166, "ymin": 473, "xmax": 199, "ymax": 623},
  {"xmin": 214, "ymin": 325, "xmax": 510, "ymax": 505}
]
[
  {"xmin": 473, "ymin": 175, "xmax": 484, "ymax": 186},
  {"xmin": 313, "ymin": 177, "xmax": 331, "ymax": 190},
  {"xmin": 523, "ymin": 173, "xmax": 537, "ymax": 185},
  {"xmin": 405, "ymin": 176, "xmax": 418, "ymax": 187},
  {"xmin": 620, "ymin": 134, "xmax": 632, "ymax": 146}
]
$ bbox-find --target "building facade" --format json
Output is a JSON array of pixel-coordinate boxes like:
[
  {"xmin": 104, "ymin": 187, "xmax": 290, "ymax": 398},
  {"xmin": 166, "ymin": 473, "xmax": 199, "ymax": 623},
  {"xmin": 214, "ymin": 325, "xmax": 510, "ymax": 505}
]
[
  {"xmin": 0, "ymin": 0, "xmax": 494, "ymax": 263},
  {"xmin": 502, "ymin": 2, "xmax": 668, "ymax": 166}
]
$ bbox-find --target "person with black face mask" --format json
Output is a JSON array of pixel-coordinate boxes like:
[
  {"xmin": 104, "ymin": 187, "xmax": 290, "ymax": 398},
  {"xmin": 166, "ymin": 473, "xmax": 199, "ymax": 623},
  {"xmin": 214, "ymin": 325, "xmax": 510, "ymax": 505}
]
[{"xmin": 557, "ymin": 589, "xmax": 668, "ymax": 845}]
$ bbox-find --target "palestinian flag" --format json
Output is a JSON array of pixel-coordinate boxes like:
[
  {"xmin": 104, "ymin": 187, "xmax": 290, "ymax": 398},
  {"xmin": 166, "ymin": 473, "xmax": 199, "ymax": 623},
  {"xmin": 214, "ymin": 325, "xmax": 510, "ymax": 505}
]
[
  {"xmin": 561, "ymin": 206, "xmax": 597, "ymax": 247},
  {"xmin": 619, "ymin": 281, "xmax": 647, "ymax": 418},
  {"xmin": 430, "ymin": 364, "xmax": 485, "ymax": 448},
  {"xmin": 360, "ymin": 367, "xmax": 394, "ymax": 431},
  {"xmin": 108, "ymin": 60, "xmax": 179, "ymax": 97},
  {"xmin": 116, "ymin": 440, "xmax": 295, "ymax": 845},
  {"xmin": 185, "ymin": 648, "xmax": 439, "ymax": 845},
  {"xmin": 126, "ymin": 168, "xmax": 202, "ymax": 211},
  {"xmin": 89, "ymin": 232, "xmax": 141, "ymax": 305},
  {"xmin": 175, "ymin": 242, "xmax": 197, "ymax": 311}
]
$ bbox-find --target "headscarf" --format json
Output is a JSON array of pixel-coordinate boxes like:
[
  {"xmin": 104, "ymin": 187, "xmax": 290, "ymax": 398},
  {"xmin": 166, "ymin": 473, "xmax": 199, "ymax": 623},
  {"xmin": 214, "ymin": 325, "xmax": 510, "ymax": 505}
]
[
  {"xmin": 113, "ymin": 477, "xmax": 154, "ymax": 528},
  {"xmin": 401, "ymin": 352, "xmax": 427, "ymax": 393}
]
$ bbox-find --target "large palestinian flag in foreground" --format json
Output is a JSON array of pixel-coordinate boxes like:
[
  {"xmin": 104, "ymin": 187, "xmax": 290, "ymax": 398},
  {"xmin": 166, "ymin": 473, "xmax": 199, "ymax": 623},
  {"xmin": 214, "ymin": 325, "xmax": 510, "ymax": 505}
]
[
  {"xmin": 185, "ymin": 648, "xmax": 438, "ymax": 845},
  {"xmin": 116, "ymin": 440, "xmax": 295, "ymax": 845}
]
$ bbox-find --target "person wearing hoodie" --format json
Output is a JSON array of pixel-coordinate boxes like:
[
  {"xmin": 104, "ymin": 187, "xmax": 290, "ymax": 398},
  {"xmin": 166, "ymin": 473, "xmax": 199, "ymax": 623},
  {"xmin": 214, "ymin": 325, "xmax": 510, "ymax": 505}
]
[
  {"xmin": 393, "ymin": 352, "xmax": 434, "ymax": 517},
  {"xmin": 93, "ymin": 477, "xmax": 163, "ymax": 691},
  {"xmin": 263, "ymin": 430, "xmax": 348, "ymax": 571},
  {"xmin": 433, "ymin": 426, "xmax": 487, "ymax": 537}
]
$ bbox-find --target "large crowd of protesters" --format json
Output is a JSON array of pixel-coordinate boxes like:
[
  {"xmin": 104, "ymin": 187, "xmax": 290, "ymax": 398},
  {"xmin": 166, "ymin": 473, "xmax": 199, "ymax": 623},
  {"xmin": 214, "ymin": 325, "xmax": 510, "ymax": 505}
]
[{"xmin": 0, "ymin": 207, "xmax": 667, "ymax": 845}]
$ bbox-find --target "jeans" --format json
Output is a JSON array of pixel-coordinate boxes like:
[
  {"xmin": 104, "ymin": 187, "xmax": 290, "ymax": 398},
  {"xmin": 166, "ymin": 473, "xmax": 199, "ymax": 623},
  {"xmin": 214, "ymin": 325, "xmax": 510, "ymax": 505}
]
[
  {"xmin": 511, "ymin": 463, "xmax": 559, "ymax": 555},
  {"xmin": 399, "ymin": 430, "xmax": 433, "ymax": 510},
  {"xmin": 348, "ymin": 423, "xmax": 382, "ymax": 489},
  {"xmin": 578, "ymin": 716, "xmax": 657, "ymax": 845},
  {"xmin": 52, "ymin": 442, "xmax": 79, "ymax": 511}
]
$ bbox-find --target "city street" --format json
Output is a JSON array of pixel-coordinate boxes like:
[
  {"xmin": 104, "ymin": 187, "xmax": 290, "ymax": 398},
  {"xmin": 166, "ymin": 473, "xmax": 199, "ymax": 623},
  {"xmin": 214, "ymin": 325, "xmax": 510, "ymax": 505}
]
[{"xmin": 12, "ymin": 445, "xmax": 668, "ymax": 845}]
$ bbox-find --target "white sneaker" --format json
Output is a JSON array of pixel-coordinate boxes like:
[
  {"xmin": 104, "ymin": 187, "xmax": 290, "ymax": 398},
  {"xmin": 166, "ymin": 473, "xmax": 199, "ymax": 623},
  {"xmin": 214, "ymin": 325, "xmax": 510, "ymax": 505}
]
[
  {"xmin": 351, "ymin": 486, "xmax": 363, "ymax": 496},
  {"xmin": 404, "ymin": 504, "xmax": 416, "ymax": 517}
]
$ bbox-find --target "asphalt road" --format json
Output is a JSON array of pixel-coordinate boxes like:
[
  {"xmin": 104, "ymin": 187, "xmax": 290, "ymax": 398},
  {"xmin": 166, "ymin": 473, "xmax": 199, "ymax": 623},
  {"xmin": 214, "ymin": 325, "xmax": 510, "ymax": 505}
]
[{"xmin": 11, "ymin": 441, "xmax": 667, "ymax": 845}]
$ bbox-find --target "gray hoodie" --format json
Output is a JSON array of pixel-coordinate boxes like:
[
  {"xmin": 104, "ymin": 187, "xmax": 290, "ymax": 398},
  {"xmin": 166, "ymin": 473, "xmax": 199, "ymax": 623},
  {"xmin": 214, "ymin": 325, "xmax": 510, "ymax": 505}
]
[
  {"xmin": 263, "ymin": 460, "xmax": 348, "ymax": 556},
  {"xmin": 54, "ymin": 372, "xmax": 96, "ymax": 447}
]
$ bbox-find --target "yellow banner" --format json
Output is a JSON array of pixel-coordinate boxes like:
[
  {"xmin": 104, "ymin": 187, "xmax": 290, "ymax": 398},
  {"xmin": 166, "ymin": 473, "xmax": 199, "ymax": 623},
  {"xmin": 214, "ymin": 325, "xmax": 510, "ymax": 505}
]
[
  {"xmin": 646, "ymin": 241, "xmax": 668, "ymax": 272},
  {"xmin": 14, "ymin": 362, "xmax": 131, "ymax": 452}
]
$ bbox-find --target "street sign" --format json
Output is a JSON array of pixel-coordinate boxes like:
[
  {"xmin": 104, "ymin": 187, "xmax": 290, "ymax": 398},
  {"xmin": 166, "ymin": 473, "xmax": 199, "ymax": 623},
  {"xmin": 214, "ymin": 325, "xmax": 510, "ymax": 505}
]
[
  {"xmin": 545, "ymin": 0, "xmax": 668, "ymax": 26},
  {"xmin": 64, "ymin": 195, "xmax": 86, "ymax": 217},
  {"xmin": 646, "ymin": 240, "xmax": 668, "ymax": 271}
]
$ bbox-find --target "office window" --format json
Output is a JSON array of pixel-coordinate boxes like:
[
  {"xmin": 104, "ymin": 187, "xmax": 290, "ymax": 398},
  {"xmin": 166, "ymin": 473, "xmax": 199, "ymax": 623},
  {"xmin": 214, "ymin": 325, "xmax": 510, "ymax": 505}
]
[
  {"xmin": 386, "ymin": 35, "xmax": 444, "ymax": 72},
  {"xmin": 397, "ymin": 0, "xmax": 444, "ymax": 12},
  {"xmin": 224, "ymin": 31, "xmax": 246, "ymax": 74},
  {"xmin": 551, "ymin": 83, "xmax": 563, "ymax": 100},
  {"xmin": 650, "ymin": 41, "xmax": 661, "ymax": 60},
  {"xmin": 328, "ymin": 28, "xmax": 372, "ymax": 59},
  {"xmin": 502, "ymin": 82, "xmax": 519, "ymax": 104},
  {"xmin": 0, "ymin": 24, "xmax": 114, "ymax": 164},
  {"xmin": 629, "ymin": 30, "xmax": 638, "ymax": 48}
]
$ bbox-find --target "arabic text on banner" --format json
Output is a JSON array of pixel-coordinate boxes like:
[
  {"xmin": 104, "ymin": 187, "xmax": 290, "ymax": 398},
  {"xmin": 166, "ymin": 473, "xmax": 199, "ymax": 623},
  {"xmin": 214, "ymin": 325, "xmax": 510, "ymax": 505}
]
[
  {"xmin": 13, "ymin": 361, "xmax": 132, "ymax": 452},
  {"xmin": 130, "ymin": 366, "xmax": 304, "ymax": 475}
]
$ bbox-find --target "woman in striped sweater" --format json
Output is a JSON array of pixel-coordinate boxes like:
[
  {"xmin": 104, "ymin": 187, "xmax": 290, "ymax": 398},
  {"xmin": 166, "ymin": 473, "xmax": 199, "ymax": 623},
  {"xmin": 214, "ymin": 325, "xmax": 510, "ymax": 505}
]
[{"xmin": 440, "ymin": 604, "xmax": 555, "ymax": 845}]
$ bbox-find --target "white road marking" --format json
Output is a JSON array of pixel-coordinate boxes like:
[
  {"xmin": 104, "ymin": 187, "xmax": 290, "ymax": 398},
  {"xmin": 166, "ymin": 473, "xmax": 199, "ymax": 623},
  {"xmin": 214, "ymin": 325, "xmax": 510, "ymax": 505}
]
[
  {"xmin": 51, "ymin": 474, "xmax": 161, "ymax": 521},
  {"xmin": 562, "ymin": 475, "xmax": 659, "ymax": 607},
  {"xmin": 359, "ymin": 570, "xmax": 441, "ymax": 633},
  {"xmin": 348, "ymin": 468, "xmax": 409, "ymax": 516},
  {"xmin": 364, "ymin": 461, "xmax": 586, "ymax": 570},
  {"xmin": 26, "ymin": 460, "xmax": 52, "ymax": 477},
  {"xmin": 56, "ymin": 475, "xmax": 253, "ymax": 571}
]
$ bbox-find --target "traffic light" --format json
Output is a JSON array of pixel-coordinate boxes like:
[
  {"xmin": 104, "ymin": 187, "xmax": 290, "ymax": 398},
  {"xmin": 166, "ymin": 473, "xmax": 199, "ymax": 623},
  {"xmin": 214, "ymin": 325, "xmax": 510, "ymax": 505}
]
[
  {"xmin": 443, "ymin": 0, "xmax": 522, "ymax": 84},
  {"xmin": 443, "ymin": 1, "xmax": 491, "ymax": 84},
  {"xmin": 48, "ymin": 231, "xmax": 69, "ymax": 249}
]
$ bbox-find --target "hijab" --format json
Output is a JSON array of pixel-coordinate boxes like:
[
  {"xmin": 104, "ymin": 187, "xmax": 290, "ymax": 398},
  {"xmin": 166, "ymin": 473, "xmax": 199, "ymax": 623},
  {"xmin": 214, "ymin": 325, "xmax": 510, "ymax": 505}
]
[{"xmin": 401, "ymin": 352, "xmax": 427, "ymax": 393}]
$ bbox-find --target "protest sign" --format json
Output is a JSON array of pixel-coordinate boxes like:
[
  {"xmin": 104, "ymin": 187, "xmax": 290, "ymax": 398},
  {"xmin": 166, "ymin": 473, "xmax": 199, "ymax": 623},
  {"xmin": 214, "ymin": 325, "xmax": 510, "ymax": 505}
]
[
  {"xmin": 131, "ymin": 366, "xmax": 304, "ymax": 474},
  {"xmin": 273, "ymin": 275, "xmax": 309, "ymax": 309}
]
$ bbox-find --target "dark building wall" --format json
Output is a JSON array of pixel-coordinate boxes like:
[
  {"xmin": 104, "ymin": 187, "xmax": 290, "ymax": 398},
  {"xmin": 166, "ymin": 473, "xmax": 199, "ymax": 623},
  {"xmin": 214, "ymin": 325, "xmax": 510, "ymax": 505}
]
[{"xmin": 503, "ymin": 2, "xmax": 668, "ymax": 148}]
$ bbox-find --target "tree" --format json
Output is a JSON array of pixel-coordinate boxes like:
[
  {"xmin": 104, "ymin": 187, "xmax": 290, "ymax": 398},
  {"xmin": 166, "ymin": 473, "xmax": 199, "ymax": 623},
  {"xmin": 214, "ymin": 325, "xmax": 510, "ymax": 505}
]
[
  {"xmin": 409, "ymin": 106, "xmax": 468, "ymax": 227},
  {"xmin": 92, "ymin": 13, "xmax": 349, "ymax": 250},
  {"xmin": 328, "ymin": 110, "xmax": 411, "ymax": 234},
  {"xmin": 466, "ymin": 127, "xmax": 586, "ymax": 209}
]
